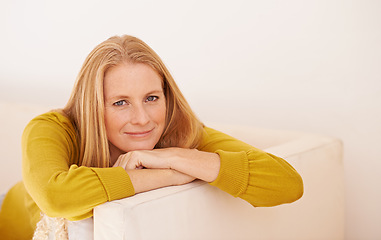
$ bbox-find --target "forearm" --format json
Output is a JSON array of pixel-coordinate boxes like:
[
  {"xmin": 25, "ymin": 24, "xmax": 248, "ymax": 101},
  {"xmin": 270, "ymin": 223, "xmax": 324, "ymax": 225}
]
[
  {"xmin": 169, "ymin": 149, "xmax": 221, "ymax": 183},
  {"xmin": 126, "ymin": 168, "xmax": 189, "ymax": 194}
]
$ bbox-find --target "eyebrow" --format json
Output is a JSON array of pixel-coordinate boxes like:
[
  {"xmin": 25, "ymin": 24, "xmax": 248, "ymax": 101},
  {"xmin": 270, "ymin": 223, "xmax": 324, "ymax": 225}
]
[
  {"xmin": 146, "ymin": 90, "xmax": 164, "ymax": 95},
  {"xmin": 106, "ymin": 89, "xmax": 164, "ymax": 101}
]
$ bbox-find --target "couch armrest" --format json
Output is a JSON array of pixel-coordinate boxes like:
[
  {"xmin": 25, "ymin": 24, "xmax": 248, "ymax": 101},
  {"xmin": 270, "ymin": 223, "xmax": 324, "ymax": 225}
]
[{"xmin": 92, "ymin": 130, "xmax": 345, "ymax": 240}]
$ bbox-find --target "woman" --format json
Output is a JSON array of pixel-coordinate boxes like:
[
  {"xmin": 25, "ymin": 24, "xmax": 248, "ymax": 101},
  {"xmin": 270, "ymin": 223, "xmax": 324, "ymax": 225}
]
[{"xmin": 0, "ymin": 35, "xmax": 303, "ymax": 239}]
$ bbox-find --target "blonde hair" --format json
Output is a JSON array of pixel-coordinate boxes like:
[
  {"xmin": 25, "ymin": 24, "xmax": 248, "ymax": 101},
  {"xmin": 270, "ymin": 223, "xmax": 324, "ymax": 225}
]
[
  {"xmin": 34, "ymin": 35, "xmax": 204, "ymax": 239},
  {"xmin": 63, "ymin": 35, "xmax": 204, "ymax": 168}
]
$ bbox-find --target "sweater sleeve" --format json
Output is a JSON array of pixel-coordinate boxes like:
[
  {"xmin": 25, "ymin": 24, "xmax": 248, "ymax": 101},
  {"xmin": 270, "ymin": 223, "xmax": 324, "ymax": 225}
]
[
  {"xmin": 21, "ymin": 112, "xmax": 135, "ymax": 221},
  {"xmin": 198, "ymin": 127, "xmax": 303, "ymax": 207}
]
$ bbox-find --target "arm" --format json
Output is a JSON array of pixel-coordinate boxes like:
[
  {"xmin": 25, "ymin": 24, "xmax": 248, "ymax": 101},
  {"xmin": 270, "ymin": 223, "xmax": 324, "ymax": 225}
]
[
  {"xmin": 199, "ymin": 127, "xmax": 304, "ymax": 207},
  {"xmin": 115, "ymin": 126, "xmax": 303, "ymax": 207},
  {"xmin": 125, "ymin": 168, "xmax": 195, "ymax": 194},
  {"xmin": 22, "ymin": 112, "xmax": 191, "ymax": 221},
  {"xmin": 22, "ymin": 113, "xmax": 134, "ymax": 221}
]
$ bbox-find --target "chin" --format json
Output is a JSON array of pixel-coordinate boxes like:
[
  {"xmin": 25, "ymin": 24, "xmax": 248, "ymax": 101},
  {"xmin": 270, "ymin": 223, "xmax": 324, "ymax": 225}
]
[{"xmin": 125, "ymin": 143, "xmax": 157, "ymax": 152}]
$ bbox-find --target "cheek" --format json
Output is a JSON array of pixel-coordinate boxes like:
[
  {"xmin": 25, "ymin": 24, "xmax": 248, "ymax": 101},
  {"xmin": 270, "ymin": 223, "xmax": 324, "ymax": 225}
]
[
  {"xmin": 157, "ymin": 104, "xmax": 167, "ymax": 126},
  {"xmin": 104, "ymin": 110, "xmax": 124, "ymax": 134},
  {"xmin": 148, "ymin": 104, "xmax": 167, "ymax": 128}
]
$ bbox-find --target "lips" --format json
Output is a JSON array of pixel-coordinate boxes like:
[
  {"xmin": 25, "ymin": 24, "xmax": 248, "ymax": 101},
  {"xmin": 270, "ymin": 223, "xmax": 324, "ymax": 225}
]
[{"xmin": 124, "ymin": 128, "xmax": 154, "ymax": 137}]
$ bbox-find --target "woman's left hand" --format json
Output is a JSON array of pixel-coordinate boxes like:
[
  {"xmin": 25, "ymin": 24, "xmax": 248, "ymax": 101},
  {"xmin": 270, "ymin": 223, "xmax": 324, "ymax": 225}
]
[
  {"xmin": 113, "ymin": 148, "xmax": 176, "ymax": 170},
  {"xmin": 113, "ymin": 148, "xmax": 221, "ymax": 182}
]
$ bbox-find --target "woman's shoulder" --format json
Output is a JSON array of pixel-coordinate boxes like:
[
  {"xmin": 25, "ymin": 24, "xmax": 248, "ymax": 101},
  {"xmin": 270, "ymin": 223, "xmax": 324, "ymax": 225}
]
[
  {"xmin": 28, "ymin": 110, "xmax": 70, "ymax": 124},
  {"xmin": 24, "ymin": 110, "xmax": 76, "ymax": 136},
  {"xmin": 199, "ymin": 126, "xmax": 233, "ymax": 147},
  {"xmin": 201, "ymin": 126, "xmax": 235, "ymax": 140},
  {"xmin": 199, "ymin": 125, "xmax": 254, "ymax": 152}
]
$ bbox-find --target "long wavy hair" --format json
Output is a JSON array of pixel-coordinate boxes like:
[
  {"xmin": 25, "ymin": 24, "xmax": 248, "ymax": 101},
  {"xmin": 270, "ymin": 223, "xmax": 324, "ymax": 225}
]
[{"xmin": 63, "ymin": 35, "xmax": 204, "ymax": 168}]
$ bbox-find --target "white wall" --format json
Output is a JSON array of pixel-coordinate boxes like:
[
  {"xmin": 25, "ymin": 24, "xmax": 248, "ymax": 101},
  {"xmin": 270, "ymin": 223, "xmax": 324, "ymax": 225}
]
[{"xmin": 1, "ymin": 0, "xmax": 380, "ymax": 239}]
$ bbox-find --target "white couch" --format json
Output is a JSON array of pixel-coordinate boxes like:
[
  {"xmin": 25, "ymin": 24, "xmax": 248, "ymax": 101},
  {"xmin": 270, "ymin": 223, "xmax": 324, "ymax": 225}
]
[{"xmin": 0, "ymin": 102, "xmax": 345, "ymax": 240}]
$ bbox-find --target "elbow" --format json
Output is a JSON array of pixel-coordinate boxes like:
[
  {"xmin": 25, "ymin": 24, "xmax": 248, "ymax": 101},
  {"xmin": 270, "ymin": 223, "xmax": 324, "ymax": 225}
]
[
  {"xmin": 269, "ymin": 176, "xmax": 304, "ymax": 207},
  {"xmin": 38, "ymin": 186, "xmax": 70, "ymax": 218},
  {"xmin": 36, "ymin": 182, "xmax": 85, "ymax": 219},
  {"xmin": 250, "ymin": 172, "xmax": 304, "ymax": 207},
  {"xmin": 271, "ymin": 158, "xmax": 304, "ymax": 205},
  {"xmin": 283, "ymin": 173, "xmax": 304, "ymax": 204},
  {"xmin": 23, "ymin": 179, "xmax": 72, "ymax": 218},
  {"xmin": 272, "ymin": 169, "xmax": 304, "ymax": 206}
]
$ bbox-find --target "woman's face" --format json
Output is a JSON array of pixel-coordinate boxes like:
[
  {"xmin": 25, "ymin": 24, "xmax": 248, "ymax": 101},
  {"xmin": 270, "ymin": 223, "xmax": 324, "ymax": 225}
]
[{"xmin": 103, "ymin": 62, "xmax": 166, "ymax": 158}]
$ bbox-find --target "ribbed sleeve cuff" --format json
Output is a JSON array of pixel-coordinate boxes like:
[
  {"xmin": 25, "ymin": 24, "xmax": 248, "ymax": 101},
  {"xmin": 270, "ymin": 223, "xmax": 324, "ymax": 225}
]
[
  {"xmin": 209, "ymin": 150, "xmax": 249, "ymax": 197},
  {"xmin": 92, "ymin": 167, "xmax": 135, "ymax": 201}
]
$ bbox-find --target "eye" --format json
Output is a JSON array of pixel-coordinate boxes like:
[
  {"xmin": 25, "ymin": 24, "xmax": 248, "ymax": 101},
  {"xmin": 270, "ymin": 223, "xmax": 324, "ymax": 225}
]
[
  {"xmin": 113, "ymin": 100, "xmax": 127, "ymax": 106},
  {"xmin": 146, "ymin": 96, "xmax": 158, "ymax": 102}
]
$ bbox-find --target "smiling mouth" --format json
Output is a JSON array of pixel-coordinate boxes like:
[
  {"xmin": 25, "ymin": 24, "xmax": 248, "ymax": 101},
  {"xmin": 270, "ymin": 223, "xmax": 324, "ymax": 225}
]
[{"xmin": 124, "ymin": 129, "xmax": 154, "ymax": 137}]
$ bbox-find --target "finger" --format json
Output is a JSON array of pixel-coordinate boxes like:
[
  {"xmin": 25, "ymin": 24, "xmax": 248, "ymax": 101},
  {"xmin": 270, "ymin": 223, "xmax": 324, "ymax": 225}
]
[
  {"xmin": 120, "ymin": 153, "xmax": 131, "ymax": 169},
  {"xmin": 112, "ymin": 154, "xmax": 123, "ymax": 167},
  {"xmin": 124, "ymin": 151, "xmax": 142, "ymax": 170}
]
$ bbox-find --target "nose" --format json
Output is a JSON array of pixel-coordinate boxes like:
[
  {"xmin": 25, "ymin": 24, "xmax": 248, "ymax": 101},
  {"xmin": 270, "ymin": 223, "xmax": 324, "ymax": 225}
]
[{"xmin": 130, "ymin": 104, "xmax": 150, "ymax": 126}]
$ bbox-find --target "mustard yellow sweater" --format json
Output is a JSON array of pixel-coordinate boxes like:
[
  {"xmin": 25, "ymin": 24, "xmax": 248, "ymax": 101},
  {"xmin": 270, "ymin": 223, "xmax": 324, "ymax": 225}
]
[{"xmin": 0, "ymin": 112, "xmax": 303, "ymax": 239}]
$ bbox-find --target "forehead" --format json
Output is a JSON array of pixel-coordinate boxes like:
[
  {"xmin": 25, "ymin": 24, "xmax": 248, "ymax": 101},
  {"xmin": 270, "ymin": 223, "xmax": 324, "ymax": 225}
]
[{"xmin": 104, "ymin": 62, "xmax": 163, "ymax": 98}]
